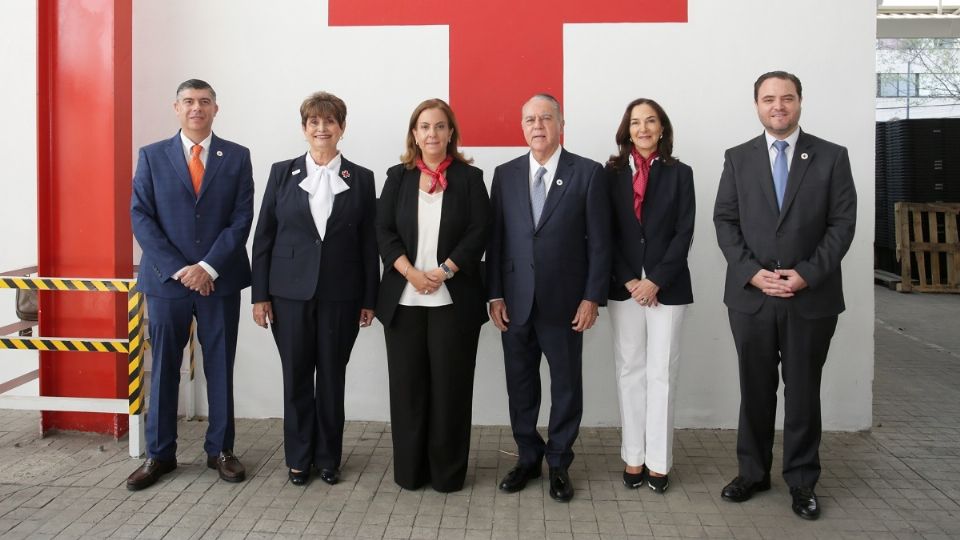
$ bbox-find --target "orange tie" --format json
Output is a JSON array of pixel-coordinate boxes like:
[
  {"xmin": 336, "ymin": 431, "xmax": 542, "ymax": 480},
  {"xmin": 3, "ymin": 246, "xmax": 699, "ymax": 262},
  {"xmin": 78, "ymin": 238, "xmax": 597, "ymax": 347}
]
[{"xmin": 189, "ymin": 144, "xmax": 204, "ymax": 195}]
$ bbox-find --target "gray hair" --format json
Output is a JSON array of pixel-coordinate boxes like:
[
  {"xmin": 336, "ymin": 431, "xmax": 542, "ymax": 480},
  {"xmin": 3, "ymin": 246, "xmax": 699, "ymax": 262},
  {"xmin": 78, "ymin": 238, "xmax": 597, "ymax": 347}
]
[
  {"xmin": 176, "ymin": 79, "xmax": 217, "ymax": 101},
  {"xmin": 523, "ymin": 93, "xmax": 563, "ymax": 120}
]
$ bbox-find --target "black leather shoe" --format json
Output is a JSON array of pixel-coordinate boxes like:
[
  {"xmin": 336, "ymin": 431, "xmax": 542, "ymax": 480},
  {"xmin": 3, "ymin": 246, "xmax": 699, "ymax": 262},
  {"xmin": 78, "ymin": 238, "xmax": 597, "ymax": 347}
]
[
  {"xmin": 721, "ymin": 475, "xmax": 771, "ymax": 502},
  {"xmin": 318, "ymin": 468, "xmax": 340, "ymax": 485},
  {"xmin": 498, "ymin": 464, "xmax": 541, "ymax": 493},
  {"xmin": 126, "ymin": 458, "xmax": 176, "ymax": 491},
  {"xmin": 206, "ymin": 450, "xmax": 246, "ymax": 482},
  {"xmin": 548, "ymin": 467, "xmax": 574, "ymax": 502},
  {"xmin": 790, "ymin": 486, "xmax": 820, "ymax": 520},
  {"xmin": 288, "ymin": 468, "xmax": 310, "ymax": 486},
  {"xmin": 622, "ymin": 469, "xmax": 645, "ymax": 489}
]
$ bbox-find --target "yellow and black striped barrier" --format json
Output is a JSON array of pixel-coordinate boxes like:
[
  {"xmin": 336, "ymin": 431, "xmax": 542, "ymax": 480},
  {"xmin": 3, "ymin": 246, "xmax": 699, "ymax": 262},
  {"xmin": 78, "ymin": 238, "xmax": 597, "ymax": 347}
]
[
  {"xmin": 0, "ymin": 337, "xmax": 128, "ymax": 352},
  {"xmin": 1, "ymin": 274, "xmax": 144, "ymax": 415},
  {"xmin": 0, "ymin": 276, "xmax": 133, "ymax": 292},
  {"xmin": 127, "ymin": 291, "xmax": 146, "ymax": 415}
]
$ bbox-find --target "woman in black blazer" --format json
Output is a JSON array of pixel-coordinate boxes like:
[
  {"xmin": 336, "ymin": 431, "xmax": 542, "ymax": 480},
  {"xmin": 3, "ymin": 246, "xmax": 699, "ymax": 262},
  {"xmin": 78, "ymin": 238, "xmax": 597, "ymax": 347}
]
[
  {"xmin": 376, "ymin": 98, "xmax": 490, "ymax": 492},
  {"xmin": 606, "ymin": 98, "xmax": 695, "ymax": 494},
  {"xmin": 250, "ymin": 92, "xmax": 379, "ymax": 486}
]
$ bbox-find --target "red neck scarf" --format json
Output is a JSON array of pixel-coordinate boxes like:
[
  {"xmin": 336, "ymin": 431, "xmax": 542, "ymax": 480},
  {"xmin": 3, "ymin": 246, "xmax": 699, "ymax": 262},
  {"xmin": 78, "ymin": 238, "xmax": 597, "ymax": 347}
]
[
  {"xmin": 630, "ymin": 147, "xmax": 658, "ymax": 222},
  {"xmin": 416, "ymin": 155, "xmax": 454, "ymax": 193}
]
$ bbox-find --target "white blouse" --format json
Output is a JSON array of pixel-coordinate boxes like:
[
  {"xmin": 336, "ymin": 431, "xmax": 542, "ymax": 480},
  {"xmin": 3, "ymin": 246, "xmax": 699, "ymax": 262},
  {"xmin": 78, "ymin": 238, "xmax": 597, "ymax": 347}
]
[{"xmin": 398, "ymin": 189, "xmax": 453, "ymax": 307}]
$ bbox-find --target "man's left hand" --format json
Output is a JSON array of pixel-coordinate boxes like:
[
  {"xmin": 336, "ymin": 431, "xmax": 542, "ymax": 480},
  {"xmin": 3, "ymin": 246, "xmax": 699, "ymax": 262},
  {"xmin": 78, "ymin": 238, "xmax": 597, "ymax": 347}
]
[
  {"xmin": 775, "ymin": 268, "xmax": 808, "ymax": 294},
  {"xmin": 180, "ymin": 264, "xmax": 214, "ymax": 296},
  {"xmin": 571, "ymin": 300, "xmax": 599, "ymax": 332}
]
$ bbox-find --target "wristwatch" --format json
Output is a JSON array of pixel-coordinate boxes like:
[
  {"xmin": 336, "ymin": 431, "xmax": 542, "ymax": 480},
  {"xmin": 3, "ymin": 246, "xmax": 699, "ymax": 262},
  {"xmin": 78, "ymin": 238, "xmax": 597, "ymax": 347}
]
[{"xmin": 440, "ymin": 263, "xmax": 455, "ymax": 280}]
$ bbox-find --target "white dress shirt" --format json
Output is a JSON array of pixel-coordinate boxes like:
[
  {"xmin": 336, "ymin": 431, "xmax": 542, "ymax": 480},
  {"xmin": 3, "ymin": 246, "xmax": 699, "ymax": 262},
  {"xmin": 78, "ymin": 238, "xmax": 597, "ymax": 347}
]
[
  {"xmin": 765, "ymin": 127, "xmax": 800, "ymax": 173},
  {"xmin": 529, "ymin": 145, "xmax": 563, "ymax": 196}
]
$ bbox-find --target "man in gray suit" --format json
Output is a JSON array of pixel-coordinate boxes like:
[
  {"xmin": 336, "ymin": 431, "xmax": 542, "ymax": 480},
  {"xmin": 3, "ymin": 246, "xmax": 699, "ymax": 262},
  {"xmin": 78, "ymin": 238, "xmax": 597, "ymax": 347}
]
[{"xmin": 713, "ymin": 71, "xmax": 857, "ymax": 520}]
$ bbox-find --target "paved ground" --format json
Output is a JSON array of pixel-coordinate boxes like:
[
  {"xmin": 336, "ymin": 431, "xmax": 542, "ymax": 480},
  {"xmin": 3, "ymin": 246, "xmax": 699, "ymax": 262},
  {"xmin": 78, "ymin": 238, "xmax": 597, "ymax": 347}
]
[{"xmin": 0, "ymin": 286, "xmax": 958, "ymax": 539}]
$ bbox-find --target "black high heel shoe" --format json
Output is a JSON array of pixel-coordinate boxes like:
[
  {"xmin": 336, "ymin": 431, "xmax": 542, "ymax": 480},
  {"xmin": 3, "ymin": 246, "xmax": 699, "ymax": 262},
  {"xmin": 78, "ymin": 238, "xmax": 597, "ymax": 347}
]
[
  {"xmin": 647, "ymin": 472, "xmax": 669, "ymax": 494},
  {"xmin": 288, "ymin": 468, "xmax": 310, "ymax": 486},
  {"xmin": 622, "ymin": 466, "xmax": 645, "ymax": 489},
  {"xmin": 318, "ymin": 468, "xmax": 340, "ymax": 485}
]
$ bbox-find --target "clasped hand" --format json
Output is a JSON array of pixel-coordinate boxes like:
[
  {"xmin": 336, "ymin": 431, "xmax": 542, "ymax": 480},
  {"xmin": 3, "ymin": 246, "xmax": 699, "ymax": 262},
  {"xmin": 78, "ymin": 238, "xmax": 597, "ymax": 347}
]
[
  {"xmin": 179, "ymin": 264, "xmax": 214, "ymax": 296},
  {"xmin": 407, "ymin": 268, "xmax": 445, "ymax": 295},
  {"xmin": 750, "ymin": 268, "xmax": 807, "ymax": 298}
]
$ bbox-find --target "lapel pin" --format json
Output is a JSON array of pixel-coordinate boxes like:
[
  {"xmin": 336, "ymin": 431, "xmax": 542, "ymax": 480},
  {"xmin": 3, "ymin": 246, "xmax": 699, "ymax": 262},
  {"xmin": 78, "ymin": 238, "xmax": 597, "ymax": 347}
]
[
  {"xmin": 556, "ymin": 179, "xmax": 563, "ymax": 186},
  {"xmin": 800, "ymin": 153, "xmax": 808, "ymax": 160},
  {"xmin": 216, "ymin": 150, "xmax": 223, "ymax": 157},
  {"xmin": 292, "ymin": 169, "xmax": 301, "ymax": 175},
  {"xmin": 341, "ymin": 169, "xmax": 350, "ymax": 179}
]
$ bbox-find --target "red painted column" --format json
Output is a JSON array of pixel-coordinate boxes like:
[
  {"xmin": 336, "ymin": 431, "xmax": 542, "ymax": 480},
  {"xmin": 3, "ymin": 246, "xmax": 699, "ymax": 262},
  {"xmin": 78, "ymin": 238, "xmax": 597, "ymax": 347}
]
[{"xmin": 37, "ymin": 0, "xmax": 132, "ymax": 436}]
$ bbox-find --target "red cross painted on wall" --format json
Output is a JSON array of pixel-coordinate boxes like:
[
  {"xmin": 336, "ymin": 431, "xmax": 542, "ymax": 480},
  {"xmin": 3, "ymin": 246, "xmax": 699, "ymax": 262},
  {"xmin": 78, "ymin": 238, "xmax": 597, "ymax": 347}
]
[{"xmin": 329, "ymin": 0, "xmax": 687, "ymax": 147}]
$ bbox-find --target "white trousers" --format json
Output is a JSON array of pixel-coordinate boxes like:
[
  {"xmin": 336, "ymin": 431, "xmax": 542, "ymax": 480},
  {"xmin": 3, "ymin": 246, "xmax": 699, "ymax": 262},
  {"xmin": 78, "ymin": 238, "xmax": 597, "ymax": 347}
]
[{"xmin": 608, "ymin": 299, "xmax": 687, "ymax": 474}]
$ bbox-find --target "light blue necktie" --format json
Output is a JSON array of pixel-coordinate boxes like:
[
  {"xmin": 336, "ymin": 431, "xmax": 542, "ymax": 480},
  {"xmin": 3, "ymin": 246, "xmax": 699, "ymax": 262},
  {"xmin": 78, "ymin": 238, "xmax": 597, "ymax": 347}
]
[
  {"xmin": 531, "ymin": 166, "xmax": 547, "ymax": 224},
  {"xmin": 772, "ymin": 140, "xmax": 789, "ymax": 209}
]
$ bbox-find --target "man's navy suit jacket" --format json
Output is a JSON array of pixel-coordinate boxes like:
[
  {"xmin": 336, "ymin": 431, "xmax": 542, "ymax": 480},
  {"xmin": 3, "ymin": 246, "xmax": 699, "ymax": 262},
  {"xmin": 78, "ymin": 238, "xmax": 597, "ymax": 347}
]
[
  {"xmin": 487, "ymin": 149, "xmax": 611, "ymax": 326},
  {"xmin": 131, "ymin": 132, "xmax": 254, "ymax": 297}
]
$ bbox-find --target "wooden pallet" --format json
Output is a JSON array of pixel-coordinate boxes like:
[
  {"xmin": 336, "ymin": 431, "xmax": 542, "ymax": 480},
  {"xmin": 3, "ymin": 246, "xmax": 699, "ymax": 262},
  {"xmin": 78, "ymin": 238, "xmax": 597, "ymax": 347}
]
[{"xmin": 895, "ymin": 202, "xmax": 960, "ymax": 293}]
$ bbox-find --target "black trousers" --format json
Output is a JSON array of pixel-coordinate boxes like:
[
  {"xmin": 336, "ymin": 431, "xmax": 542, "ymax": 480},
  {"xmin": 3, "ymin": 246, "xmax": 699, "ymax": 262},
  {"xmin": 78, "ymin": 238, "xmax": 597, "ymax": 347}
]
[
  {"xmin": 728, "ymin": 299, "xmax": 838, "ymax": 489},
  {"xmin": 271, "ymin": 296, "xmax": 360, "ymax": 471},
  {"xmin": 501, "ymin": 303, "xmax": 584, "ymax": 469},
  {"xmin": 384, "ymin": 305, "xmax": 479, "ymax": 492}
]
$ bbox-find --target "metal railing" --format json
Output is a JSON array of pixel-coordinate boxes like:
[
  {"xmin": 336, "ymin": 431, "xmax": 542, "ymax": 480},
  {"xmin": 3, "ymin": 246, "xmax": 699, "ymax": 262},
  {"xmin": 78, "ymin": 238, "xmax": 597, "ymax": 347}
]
[{"xmin": 0, "ymin": 265, "xmax": 145, "ymax": 457}]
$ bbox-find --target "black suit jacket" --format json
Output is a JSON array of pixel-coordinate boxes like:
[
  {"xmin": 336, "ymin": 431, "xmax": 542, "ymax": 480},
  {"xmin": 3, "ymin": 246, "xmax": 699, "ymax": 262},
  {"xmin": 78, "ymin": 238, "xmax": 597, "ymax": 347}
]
[
  {"xmin": 375, "ymin": 160, "xmax": 491, "ymax": 329},
  {"xmin": 607, "ymin": 159, "xmax": 695, "ymax": 305},
  {"xmin": 251, "ymin": 154, "xmax": 379, "ymax": 307},
  {"xmin": 486, "ymin": 149, "xmax": 611, "ymax": 326},
  {"xmin": 713, "ymin": 130, "xmax": 857, "ymax": 318}
]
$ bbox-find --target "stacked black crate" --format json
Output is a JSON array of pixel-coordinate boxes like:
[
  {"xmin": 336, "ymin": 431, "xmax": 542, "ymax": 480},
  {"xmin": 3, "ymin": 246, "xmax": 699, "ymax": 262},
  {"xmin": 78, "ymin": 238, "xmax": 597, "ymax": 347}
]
[
  {"xmin": 882, "ymin": 118, "xmax": 960, "ymax": 276},
  {"xmin": 875, "ymin": 121, "xmax": 893, "ymax": 272}
]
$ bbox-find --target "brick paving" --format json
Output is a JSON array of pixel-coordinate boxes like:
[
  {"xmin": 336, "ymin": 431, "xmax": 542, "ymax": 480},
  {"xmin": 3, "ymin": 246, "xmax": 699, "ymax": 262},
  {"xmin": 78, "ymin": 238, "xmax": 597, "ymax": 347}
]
[{"xmin": 0, "ymin": 286, "xmax": 958, "ymax": 539}]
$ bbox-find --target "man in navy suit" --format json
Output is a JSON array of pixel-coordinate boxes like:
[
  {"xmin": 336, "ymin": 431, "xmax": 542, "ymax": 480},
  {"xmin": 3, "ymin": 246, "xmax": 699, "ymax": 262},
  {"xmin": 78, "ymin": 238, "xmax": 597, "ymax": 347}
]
[
  {"xmin": 487, "ymin": 94, "xmax": 610, "ymax": 502},
  {"xmin": 128, "ymin": 79, "xmax": 254, "ymax": 490},
  {"xmin": 714, "ymin": 71, "xmax": 857, "ymax": 519}
]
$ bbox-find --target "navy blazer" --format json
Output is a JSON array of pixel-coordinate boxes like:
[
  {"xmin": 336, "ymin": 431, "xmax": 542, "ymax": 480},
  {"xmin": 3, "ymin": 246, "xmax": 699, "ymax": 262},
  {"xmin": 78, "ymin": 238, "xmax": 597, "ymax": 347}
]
[
  {"xmin": 607, "ymin": 158, "xmax": 695, "ymax": 305},
  {"xmin": 375, "ymin": 160, "xmax": 491, "ymax": 329},
  {"xmin": 713, "ymin": 130, "xmax": 857, "ymax": 318},
  {"xmin": 250, "ymin": 155, "xmax": 379, "ymax": 307},
  {"xmin": 487, "ymin": 149, "xmax": 611, "ymax": 326},
  {"xmin": 131, "ymin": 132, "xmax": 254, "ymax": 298}
]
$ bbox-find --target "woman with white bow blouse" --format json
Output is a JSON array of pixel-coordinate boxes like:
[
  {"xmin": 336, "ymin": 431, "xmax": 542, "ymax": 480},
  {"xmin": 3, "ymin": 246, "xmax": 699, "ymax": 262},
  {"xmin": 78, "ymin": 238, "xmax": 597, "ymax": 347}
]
[{"xmin": 251, "ymin": 91, "xmax": 379, "ymax": 487}]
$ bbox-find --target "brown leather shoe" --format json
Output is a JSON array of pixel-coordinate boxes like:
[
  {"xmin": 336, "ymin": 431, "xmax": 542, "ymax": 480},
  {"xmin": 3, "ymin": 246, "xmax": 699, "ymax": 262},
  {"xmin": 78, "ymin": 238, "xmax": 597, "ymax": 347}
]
[
  {"xmin": 206, "ymin": 450, "xmax": 246, "ymax": 482},
  {"xmin": 126, "ymin": 458, "xmax": 176, "ymax": 491}
]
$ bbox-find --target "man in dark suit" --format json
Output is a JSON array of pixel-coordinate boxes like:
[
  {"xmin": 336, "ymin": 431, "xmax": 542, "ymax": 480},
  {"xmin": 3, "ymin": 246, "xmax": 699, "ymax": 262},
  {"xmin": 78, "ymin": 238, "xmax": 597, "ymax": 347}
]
[
  {"xmin": 128, "ymin": 79, "xmax": 254, "ymax": 490},
  {"xmin": 713, "ymin": 71, "xmax": 857, "ymax": 519},
  {"xmin": 487, "ymin": 94, "xmax": 610, "ymax": 502}
]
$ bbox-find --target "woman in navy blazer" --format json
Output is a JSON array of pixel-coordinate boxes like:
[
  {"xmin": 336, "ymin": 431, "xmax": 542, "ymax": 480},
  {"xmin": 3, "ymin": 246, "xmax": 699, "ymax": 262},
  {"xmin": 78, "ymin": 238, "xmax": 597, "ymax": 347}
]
[
  {"xmin": 606, "ymin": 98, "xmax": 695, "ymax": 494},
  {"xmin": 376, "ymin": 98, "xmax": 490, "ymax": 492},
  {"xmin": 250, "ymin": 92, "xmax": 379, "ymax": 486}
]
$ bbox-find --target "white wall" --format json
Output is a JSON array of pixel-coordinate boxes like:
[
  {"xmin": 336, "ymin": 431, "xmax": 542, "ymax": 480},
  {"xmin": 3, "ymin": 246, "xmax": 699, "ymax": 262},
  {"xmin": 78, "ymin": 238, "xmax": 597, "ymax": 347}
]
[
  {"xmin": 2, "ymin": 0, "xmax": 876, "ymax": 430},
  {"xmin": 0, "ymin": 1, "xmax": 39, "ymax": 395}
]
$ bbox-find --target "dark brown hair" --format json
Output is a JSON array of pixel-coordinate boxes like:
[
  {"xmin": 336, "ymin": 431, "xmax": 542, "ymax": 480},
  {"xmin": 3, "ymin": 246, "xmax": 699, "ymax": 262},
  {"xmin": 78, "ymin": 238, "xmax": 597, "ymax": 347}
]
[
  {"xmin": 300, "ymin": 91, "xmax": 346, "ymax": 127},
  {"xmin": 400, "ymin": 98, "xmax": 472, "ymax": 169},
  {"xmin": 608, "ymin": 98, "xmax": 675, "ymax": 169},
  {"xmin": 753, "ymin": 71, "xmax": 803, "ymax": 101}
]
